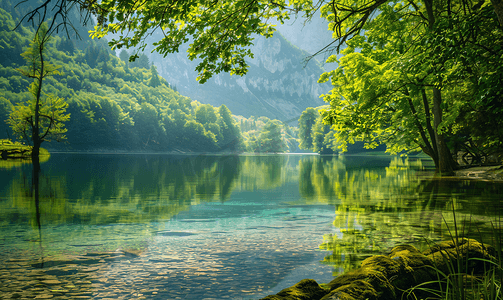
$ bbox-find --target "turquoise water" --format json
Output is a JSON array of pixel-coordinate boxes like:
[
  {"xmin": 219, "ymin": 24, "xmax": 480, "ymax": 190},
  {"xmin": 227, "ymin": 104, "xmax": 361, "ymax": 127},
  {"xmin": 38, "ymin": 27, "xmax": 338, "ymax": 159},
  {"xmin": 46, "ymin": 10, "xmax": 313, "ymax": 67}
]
[{"xmin": 0, "ymin": 154, "xmax": 501, "ymax": 299}]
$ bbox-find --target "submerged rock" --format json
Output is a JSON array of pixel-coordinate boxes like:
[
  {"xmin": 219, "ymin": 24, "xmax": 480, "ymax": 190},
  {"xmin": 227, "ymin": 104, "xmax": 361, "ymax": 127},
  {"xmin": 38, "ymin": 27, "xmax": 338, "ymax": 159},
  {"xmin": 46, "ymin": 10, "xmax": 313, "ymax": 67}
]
[
  {"xmin": 260, "ymin": 239, "xmax": 496, "ymax": 300},
  {"xmin": 260, "ymin": 279, "xmax": 329, "ymax": 300}
]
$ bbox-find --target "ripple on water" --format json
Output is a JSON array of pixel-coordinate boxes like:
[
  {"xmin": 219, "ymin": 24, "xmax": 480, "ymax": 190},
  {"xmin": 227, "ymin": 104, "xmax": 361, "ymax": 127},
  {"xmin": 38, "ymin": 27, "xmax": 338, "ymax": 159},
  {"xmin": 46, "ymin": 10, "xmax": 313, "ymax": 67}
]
[{"xmin": 154, "ymin": 231, "xmax": 198, "ymax": 237}]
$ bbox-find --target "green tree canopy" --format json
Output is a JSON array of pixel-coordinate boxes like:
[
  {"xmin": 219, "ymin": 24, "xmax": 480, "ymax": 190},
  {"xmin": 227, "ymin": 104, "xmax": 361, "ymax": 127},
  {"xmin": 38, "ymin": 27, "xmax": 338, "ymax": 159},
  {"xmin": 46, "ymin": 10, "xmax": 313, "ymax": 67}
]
[
  {"xmin": 16, "ymin": 0, "xmax": 503, "ymax": 167},
  {"xmin": 149, "ymin": 65, "xmax": 161, "ymax": 88},
  {"xmin": 195, "ymin": 104, "xmax": 218, "ymax": 125},
  {"xmin": 316, "ymin": 0, "xmax": 503, "ymax": 173},
  {"xmin": 218, "ymin": 104, "xmax": 243, "ymax": 151},
  {"xmin": 298, "ymin": 107, "xmax": 319, "ymax": 151},
  {"xmin": 256, "ymin": 120, "xmax": 286, "ymax": 153},
  {"xmin": 23, "ymin": 0, "xmax": 315, "ymax": 83},
  {"xmin": 7, "ymin": 23, "xmax": 70, "ymax": 162}
]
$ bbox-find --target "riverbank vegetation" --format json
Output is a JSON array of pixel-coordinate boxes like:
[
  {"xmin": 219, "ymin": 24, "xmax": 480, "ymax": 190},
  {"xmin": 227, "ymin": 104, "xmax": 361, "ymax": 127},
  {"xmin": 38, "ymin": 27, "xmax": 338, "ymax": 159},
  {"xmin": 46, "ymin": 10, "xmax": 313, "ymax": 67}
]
[
  {"xmin": 0, "ymin": 139, "xmax": 49, "ymax": 159},
  {"xmin": 315, "ymin": 0, "xmax": 503, "ymax": 175},
  {"xmin": 4, "ymin": 0, "xmax": 503, "ymax": 165}
]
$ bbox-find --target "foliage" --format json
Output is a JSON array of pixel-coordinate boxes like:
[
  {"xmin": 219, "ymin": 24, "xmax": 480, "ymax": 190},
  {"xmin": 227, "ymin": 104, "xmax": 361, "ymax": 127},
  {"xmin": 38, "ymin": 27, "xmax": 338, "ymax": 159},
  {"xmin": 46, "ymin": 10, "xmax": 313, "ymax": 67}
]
[
  {"xmin": 6, "ymin": 22, "xmax": 70, "ymax": 161},
  {"xmin": 148, "ymin": 65, "xmax": 161, "ymax": 88},
  {"xmin": 299, "ymin": 106, "xmax": 373, "ymax": 154},
  {"xmin": 298, "ymin": 107, "xmax": 318, "ymax": 151},
  {"xmin": 8, "ymin": 88, "xmax": 70, "ymax": 144},
  {"xmin": 406, "ymin": 211, "xmax": 502, "ymax": 300},
  {"xmin": 237, "ymin": 115, "xmax": 298, "ymax": 153},
  {"xmin": 17, "ymin": 0, "xmax": 503, "ymax": 171},
  {"xmin": 0, "ymin": 6, "xmax": 254, "ymax": 153},
  {"xmin": 256, "ymin": 120, "xmax": 287, "ymax": 153},
  {"xmin": 317, "ymin": 0, "xmax": 503, "ymax": 173},
  {"xmin": 85, "ymin": 0, "xmax": 313, "ymax": 83}
]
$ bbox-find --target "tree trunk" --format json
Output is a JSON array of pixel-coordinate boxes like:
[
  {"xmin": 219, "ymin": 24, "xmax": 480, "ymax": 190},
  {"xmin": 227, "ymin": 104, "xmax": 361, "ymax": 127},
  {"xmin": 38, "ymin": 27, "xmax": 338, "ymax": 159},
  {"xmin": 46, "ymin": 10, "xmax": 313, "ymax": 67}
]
[
  {"xmin": 31, "ymin": 35, "xmax": 44, "ymax": 164},
  {"xmin": 490, "ymin": 0, "xmax": 503, "ymax": 26},
  {"xmin": 422, "ymin": 0, "xmax": 457, "ymax": 175},
  {"xmin": 432, "ymin": 88, "xmax": 455, "ymax": 175}
]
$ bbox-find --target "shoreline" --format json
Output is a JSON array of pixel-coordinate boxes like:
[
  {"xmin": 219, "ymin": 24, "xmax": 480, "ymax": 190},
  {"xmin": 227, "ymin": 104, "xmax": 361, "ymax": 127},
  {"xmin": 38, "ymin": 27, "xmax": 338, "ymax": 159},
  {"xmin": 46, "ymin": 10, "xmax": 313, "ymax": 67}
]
[{"xmin": 454, "ymin": 164, "xmax": 503, "ymax": 181}]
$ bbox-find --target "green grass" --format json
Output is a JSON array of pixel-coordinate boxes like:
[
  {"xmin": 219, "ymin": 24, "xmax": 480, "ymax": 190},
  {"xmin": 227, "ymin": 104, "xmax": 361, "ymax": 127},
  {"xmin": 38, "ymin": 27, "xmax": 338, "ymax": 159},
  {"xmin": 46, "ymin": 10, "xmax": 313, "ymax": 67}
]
[
  {"xmin": 0, "ymin": 139, "xmax": 50, "ymax": 157},
  {"xmin": 405, "ymin": 206, "xmax": 502, "ymax": 300}
]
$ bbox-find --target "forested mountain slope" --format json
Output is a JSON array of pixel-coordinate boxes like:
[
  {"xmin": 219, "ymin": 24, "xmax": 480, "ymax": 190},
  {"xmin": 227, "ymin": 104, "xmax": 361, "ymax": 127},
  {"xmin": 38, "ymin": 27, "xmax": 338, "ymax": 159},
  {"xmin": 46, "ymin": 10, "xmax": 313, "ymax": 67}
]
[{"xmin": 0, "ymin": 0, "xmax": 301, "ymax": 153}]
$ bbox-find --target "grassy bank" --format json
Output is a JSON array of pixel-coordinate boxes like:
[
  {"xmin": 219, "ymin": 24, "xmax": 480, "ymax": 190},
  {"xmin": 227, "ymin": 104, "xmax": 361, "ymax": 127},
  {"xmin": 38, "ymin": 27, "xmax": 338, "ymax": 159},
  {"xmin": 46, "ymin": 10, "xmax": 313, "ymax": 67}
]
[{"xmin": 0, "ymin": 139, "xmax": 49, "ymax": 159}]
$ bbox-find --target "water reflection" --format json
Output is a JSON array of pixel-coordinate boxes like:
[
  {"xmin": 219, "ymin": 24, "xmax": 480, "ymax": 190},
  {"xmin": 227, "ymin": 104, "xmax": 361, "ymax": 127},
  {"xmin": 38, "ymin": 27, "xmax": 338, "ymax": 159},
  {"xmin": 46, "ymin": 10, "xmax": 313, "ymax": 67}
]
[
  {"xmin": 301, "ymin": 156, "xmax": 503, "ymax": 276},
  {"xmin": 0, "ymin": 154, "xmax": 501, "ymax": 299},
  {"xmin": 1, "ymin": 155, "xmax": 244, "ymax": 226}
]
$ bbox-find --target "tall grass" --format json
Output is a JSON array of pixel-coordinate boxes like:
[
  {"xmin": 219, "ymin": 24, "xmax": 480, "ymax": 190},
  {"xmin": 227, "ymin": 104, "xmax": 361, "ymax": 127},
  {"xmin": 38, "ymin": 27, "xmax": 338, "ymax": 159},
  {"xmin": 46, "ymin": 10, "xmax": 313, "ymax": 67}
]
[{"xmin": 405, "ymin": 204, "xmax": 502, "ymax": 300}]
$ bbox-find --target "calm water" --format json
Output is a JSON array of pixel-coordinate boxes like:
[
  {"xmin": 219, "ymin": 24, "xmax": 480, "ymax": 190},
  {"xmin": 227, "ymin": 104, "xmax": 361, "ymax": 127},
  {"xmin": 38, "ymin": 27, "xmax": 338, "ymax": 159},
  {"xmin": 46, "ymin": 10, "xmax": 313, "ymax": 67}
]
[{"xmin": 0, "ymin": 154, "xmax": 501, "ymax": 299}]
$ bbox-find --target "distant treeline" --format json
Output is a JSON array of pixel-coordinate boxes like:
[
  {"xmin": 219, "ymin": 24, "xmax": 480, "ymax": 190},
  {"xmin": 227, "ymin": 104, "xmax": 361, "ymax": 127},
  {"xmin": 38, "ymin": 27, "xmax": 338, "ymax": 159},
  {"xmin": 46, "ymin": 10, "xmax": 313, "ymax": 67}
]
[
  {"xmin": 298, "ymin": 106, "xmax": 386, "ymax": 154},
  {"xmin": 0, "ymin": 3, "xmax": 297, "ymax": 153}
]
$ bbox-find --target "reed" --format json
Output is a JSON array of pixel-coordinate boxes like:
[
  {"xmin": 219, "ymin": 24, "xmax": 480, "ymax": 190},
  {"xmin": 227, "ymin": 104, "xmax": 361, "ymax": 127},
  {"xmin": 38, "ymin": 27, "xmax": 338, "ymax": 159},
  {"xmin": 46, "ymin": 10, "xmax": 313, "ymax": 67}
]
[{"xmin": 405, "ymin": 204, "xmax": 502, "ymax": 300}]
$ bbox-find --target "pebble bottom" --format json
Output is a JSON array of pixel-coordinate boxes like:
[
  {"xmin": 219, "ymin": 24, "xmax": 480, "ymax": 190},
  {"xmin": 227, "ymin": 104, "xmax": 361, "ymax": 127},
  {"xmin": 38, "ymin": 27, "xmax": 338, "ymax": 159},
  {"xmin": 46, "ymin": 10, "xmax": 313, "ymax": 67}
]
[{"xmin": 0, "ymin": 219, "xmax": 335, "ymax": 299}]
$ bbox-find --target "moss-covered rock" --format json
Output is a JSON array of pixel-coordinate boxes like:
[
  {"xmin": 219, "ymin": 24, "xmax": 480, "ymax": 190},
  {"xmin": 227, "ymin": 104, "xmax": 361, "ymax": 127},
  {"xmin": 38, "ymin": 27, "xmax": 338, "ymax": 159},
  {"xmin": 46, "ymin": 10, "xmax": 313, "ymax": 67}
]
[
  {"xmin": 260, "ymin": 279, "xmax": 329, "ymax": 300},
  {"xmin": 323, "ymin": 265, "xmax": 395, "ymax": 300},
  {"xmin": 260, "ymin": 239, "xmax": 496, "ymax": 300},
  {"xmin": 423, "ymin": 238, "xmax": 496, "ymax": 275},
  {"xmin": 321, "ymin": 280, "xmax": 378, "ymax": 300}
]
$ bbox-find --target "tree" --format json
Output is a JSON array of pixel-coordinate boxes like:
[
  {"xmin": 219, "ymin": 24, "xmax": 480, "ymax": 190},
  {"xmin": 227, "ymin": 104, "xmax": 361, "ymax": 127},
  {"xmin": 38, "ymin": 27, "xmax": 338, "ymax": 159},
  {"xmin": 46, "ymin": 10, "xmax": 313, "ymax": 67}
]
[
  {"xmin": 257, "ymin": 120, "xmax": 286, "ymax": 153},
  {"xmin": 183, "ymin": 119, "xmax": 218, "ymax": 151},
  {"xmin": 195, "ymin": 104, "xmax": 218, "ymax": 125},
  {"xmin": 119, "ymin": 49, "xmax": 129, "ymax": 63},
  {"xmin": 21, "ymin": 0, "xmax": 313, "ymax": 83},
  {"xmin": 316, "ymin": 0, "xmax": 503, "ymax": 174},
  {"xmin": 134, "ymin": 102, "xmax": 160, "ymax": 148},
  {"xmin": 0, "ymin": 97, "xmax": 13, "ymax": 138},
  {"xmin": 149, "ymin": 65, "xmax": 162, "ymax": 88},
  {"xmin": 129, "ymin": 54, "xmax": 150, "ymax": 69},
  {"xmin": 298, "ymin": 107, "xmax": 319, "ymax": 151},
  {"xmin": 218, "ymin": 104, "xmax": 243, "ymax": 151},
  {"xmin": 21, "ymin": 0, "xmax": 503, "ymax": 172},
  {"xmin": 7, "ymin": 23, "xmax": 70, "ymax": 164}
]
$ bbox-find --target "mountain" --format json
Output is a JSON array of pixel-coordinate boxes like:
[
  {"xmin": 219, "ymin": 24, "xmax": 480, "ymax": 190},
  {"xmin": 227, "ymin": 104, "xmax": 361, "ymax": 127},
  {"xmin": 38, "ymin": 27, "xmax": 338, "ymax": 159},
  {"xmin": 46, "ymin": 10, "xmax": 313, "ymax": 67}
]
[
  {"xmin": 0, "ymin": 1, "xmax": 302, "ymax": 153},
  {"xmin": 273, "ymin": 11, "xmax": 335, "ymax": 62},
  {"xmin": 142, "ymin": 31, "xmax": 330, "ymax": 123}
]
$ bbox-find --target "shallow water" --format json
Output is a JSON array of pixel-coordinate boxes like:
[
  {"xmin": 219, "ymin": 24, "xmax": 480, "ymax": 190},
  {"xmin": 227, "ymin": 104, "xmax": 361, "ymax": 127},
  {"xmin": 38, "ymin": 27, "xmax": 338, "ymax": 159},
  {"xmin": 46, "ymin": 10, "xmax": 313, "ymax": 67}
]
[{"xmin": 0, "ymin": 154, "xmax": 501, "ymax": 299}]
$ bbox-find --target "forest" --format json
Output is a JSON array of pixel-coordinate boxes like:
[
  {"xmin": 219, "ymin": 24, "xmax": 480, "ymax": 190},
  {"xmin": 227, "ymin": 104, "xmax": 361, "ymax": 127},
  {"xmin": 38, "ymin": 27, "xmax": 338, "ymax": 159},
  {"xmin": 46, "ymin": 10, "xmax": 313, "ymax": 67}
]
[
  {"xmin": 0, "ymin": 1, "xmax": 297, "ymax": 154},
  {"xmin": 62, "ymin": 0, "xmax": 503, "ymax": 174}
]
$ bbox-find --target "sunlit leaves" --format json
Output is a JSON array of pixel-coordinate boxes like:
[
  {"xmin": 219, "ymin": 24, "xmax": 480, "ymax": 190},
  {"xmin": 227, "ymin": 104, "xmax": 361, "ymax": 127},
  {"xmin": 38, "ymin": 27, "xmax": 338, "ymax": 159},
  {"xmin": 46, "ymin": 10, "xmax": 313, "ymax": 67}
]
[
  {"xmin": 6, "ymin": 23, "xmax": 70, "ymax": 149},
  {"xmin": 8, "ymin": 83, "xmax": 70, "ymax": 144},
  {"xmin": 87, "ymin": 0, "xmax": 314, "ymax": 83},
  {"xmin": 317, "ymin": 0, "xmax": 503, "ymax": 165}
]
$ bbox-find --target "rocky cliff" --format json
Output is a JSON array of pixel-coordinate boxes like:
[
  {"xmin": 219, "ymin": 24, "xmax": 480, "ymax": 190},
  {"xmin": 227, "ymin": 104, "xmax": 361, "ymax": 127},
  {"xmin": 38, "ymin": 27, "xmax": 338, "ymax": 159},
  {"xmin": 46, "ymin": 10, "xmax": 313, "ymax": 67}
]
[{"xmin": 144, "ymin": 32, "xmax": 330, "ymax": 122}]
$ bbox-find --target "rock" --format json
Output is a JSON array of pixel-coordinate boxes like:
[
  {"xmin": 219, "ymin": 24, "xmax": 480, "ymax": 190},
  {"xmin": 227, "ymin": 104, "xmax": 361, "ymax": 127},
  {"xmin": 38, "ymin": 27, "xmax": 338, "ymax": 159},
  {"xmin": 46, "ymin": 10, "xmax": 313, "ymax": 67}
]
[
  {"xmin": 261, "ymin": 239, "xmax": 496, "ymax": 300},
  {"xmin": 34, "ymin": 294, "xmax": 53, "ymax": 299},
  {"xmin": 260, "ymin": 279, "xmax": 329, "ymax": 300},
  {"xmin": 321, "ymin": 280, "xmax": 378, "ymax": 300},
  {"xmin": 41, "ymin": 280, "xmax": 62, "ymax": 285},
  {"xmin": 322, "ymin": 264, "xmax": 394, "ymax": 300},
  {"xmin": 422, "ymin": 238, "xmax": 496, "ymax": 275}
]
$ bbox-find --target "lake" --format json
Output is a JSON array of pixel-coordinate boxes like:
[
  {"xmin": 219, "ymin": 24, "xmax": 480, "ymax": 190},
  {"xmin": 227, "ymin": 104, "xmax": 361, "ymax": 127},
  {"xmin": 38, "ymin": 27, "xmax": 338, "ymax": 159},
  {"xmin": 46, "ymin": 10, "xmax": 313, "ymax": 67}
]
[{"xmin": 0, "ymin": 154, "xmax": 502, "ymax": 299}]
